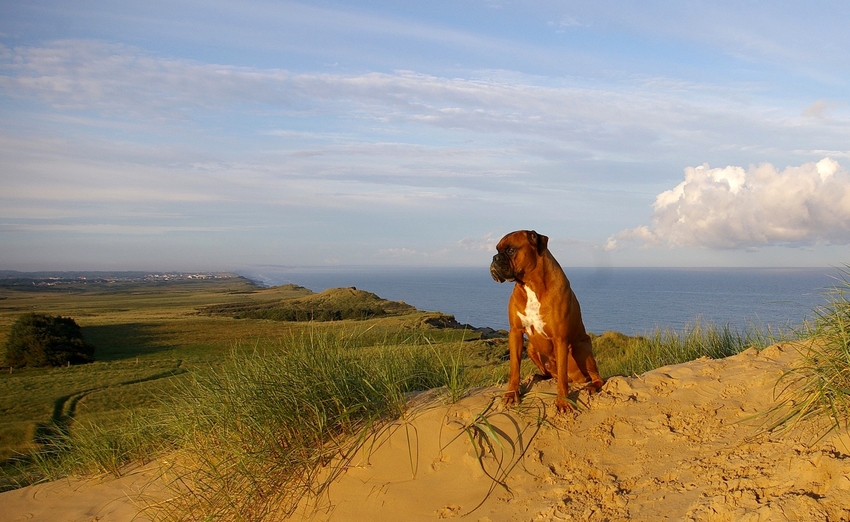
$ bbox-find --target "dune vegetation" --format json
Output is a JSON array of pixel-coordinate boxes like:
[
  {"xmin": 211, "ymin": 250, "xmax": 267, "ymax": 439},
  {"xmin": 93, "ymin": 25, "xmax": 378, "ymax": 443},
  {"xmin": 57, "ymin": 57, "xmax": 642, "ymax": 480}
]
[
  {"xmin": 5, "ymin": 270, "xmax": 848, "ymax": 520},
  {"xmin": 763, "ymin": 266, "xmax": 850, "ymax": 438}
]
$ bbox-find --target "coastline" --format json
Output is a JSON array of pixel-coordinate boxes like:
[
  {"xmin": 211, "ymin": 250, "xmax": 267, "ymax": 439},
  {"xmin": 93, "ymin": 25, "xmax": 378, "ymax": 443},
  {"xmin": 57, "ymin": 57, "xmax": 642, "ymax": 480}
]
[{"xmin": 235, "ymin": 266, "xmax": 835, "ymax": 334}]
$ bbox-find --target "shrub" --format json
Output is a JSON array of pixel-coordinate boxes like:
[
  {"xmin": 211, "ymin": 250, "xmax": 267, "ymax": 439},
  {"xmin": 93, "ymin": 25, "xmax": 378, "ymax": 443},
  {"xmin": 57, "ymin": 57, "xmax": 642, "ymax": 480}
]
[{"xmin": 4, "ymin": 313, "xmax": 95, "ymax": 368}]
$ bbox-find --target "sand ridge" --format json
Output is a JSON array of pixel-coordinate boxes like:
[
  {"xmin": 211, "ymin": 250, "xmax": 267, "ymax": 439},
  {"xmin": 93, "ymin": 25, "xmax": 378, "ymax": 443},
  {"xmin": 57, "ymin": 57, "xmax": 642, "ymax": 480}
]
[{"xmin": 3, "ymin": 343, "xmax": 850, "ymax": 521}]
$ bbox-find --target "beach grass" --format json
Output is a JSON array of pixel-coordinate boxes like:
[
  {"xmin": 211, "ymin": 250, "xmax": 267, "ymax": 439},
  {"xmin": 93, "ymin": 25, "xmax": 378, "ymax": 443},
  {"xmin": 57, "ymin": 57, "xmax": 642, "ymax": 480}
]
[
  {"xmin": 763, "ymin": 266, "xmax": 850, "ymax": 438},
  {"xmin": 595, "ymin": 320, "xmax": 779, "ymax": 378},
  {"xmin": 157, "ymin": 331, "xmax": 481, "ymax": 521}
]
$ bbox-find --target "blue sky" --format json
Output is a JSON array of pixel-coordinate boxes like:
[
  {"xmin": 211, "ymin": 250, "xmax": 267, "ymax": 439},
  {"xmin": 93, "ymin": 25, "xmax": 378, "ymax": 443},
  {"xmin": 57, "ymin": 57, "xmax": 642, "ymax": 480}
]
[{"xmin": 1, "ymin": 1, "xmax": 849, "ymax": 270}]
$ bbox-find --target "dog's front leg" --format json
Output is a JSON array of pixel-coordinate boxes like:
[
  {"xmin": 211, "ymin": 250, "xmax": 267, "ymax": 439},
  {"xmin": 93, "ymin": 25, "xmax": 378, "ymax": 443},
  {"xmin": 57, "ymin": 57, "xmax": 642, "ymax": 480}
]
[
  {"xmin": 555, "ymin": 338, "xmax": 573, "ymax": 413},
  {"xmin": 503, "ymin": 327, "xmax": 524, "ymax": 406}
]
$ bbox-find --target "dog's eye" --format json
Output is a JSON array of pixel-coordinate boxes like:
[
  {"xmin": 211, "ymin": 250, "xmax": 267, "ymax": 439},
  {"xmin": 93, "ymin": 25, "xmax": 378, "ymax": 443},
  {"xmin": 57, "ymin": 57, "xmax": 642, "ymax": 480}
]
[{"xmin": 505, "ymin": 247, "xmax": 516, "ymax": 256}]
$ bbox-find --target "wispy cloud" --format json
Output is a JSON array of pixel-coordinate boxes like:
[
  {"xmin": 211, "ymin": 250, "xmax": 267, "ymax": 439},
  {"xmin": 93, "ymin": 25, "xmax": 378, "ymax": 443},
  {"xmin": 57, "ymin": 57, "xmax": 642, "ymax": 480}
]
[
  {"xmin": 802, "ymin": 100, "xmax": 844, "ymax": 119},
  {"xmin": 0, "ymin": 223, "xmax": 237, "ymax": 235},
  {"xmin": 4, "ymin": 39, "xmax": 847, "ymax": 170},
  {"xmin": 456, "ymin": 233, "xmax": 498, "ymax": 252},
  {"xmin": 548, "ymin": 17, "xmax": 586, "ymax": 32}
]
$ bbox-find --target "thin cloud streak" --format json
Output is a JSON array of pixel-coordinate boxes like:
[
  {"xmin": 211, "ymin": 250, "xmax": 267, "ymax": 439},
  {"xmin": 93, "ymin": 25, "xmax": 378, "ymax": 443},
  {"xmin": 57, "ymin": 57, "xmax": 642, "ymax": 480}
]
[
  {"xmin": 0, "ymin": 223, "xmax": 239, "ymax": 235},
  {"xmin": 3, "ymin": 40, "xmax": 847, "ymax": 165}
]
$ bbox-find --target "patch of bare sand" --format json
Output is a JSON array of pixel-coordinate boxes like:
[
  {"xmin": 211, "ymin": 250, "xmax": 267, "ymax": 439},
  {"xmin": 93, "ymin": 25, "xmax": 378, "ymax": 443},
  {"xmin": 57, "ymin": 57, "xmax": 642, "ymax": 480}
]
[
  {"xmin": 4, "ymin": 343, "xmax": 850, "ymax": 521},
  {"xmin": 0, "ymin": 462, "xmax": 166, "ymax": 522}
]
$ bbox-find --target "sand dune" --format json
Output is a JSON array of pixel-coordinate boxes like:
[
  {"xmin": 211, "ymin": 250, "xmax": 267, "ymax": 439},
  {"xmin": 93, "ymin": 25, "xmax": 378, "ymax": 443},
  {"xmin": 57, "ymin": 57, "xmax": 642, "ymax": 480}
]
[{"xmin": 4, "ymin": 343, "xmax": 850, "ymax": 521}]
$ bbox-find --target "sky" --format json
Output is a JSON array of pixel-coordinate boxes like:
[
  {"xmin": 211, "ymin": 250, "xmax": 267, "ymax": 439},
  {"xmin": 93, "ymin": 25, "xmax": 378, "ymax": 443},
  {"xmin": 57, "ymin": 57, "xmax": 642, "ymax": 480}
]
[{"xmin": 1, "ymin": 0, "xmax": 849, "ymax": 271}]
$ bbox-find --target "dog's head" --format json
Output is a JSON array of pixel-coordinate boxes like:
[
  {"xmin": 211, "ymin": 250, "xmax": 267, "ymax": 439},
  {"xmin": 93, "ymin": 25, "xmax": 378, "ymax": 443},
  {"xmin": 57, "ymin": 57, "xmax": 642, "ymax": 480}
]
[{"xmin": 490, "ymin": 230, "xmax": 549, "ymax": 283}]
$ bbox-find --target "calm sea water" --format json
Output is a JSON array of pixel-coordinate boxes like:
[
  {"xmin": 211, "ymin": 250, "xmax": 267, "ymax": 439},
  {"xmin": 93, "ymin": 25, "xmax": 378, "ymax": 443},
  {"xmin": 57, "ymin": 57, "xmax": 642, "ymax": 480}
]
[{"xmin": 238, "ymin": 266, "xmax": 840, "ymax": 335}]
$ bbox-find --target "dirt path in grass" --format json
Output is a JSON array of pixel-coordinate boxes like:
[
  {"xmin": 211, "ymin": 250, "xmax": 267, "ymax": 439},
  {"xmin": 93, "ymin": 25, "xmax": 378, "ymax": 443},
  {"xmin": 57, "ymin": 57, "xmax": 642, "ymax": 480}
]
[{"xmin": 4, "ymin": 342, "xmax": 850, "ymax": 521}]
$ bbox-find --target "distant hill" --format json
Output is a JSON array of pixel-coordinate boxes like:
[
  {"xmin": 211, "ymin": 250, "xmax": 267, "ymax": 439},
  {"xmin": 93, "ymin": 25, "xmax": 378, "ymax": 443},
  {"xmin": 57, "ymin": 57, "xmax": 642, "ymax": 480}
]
[{"xmin": 200, "ymin": 286, "xmax": 417, "ymax": 322}]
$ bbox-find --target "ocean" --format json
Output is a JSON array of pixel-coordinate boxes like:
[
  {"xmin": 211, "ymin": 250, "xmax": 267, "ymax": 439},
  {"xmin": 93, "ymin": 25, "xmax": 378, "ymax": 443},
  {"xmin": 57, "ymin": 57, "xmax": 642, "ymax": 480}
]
[{"xmin": 238, "ymin": 266, "xmax": 842, "ymax": 336}]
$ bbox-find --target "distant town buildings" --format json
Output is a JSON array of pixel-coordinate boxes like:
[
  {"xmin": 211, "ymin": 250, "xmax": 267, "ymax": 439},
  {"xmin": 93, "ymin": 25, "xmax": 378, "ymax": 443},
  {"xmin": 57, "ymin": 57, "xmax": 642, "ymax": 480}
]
[{"xmin": 0, "ymin": 272, "xmax": 239, "ymax": 287}]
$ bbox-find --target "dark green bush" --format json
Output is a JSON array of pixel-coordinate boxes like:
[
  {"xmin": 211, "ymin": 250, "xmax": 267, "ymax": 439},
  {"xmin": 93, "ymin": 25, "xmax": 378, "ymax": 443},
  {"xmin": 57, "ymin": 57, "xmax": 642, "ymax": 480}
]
[{"xmin": 4, "ymin": 313, "xmax": 95, "ymax": 368}]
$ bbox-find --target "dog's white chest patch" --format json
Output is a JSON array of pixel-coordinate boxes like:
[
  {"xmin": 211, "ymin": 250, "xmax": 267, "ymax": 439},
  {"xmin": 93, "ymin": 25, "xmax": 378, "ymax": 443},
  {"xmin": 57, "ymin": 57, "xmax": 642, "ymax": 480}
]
[{"xmin": 517, "ymin": 288, "xmax": 547, "ymax": 337}]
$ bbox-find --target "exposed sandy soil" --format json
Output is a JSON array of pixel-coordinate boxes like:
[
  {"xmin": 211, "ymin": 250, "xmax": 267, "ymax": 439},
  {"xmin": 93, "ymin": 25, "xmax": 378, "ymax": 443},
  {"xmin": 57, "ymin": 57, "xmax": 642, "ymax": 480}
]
[
  {"xmin": 4, "ymin": 342, "xmax": 850, "ymax": 521},
  {"xmin": 0, "ymin": 462, "xmax": 163, "ymax": 521}
]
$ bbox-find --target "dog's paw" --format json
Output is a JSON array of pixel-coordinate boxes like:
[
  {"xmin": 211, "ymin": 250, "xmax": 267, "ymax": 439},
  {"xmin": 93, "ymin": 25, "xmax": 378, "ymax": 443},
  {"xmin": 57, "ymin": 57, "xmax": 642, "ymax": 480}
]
[
  {"xmin": 586, "ymin": 379, "xmax": 605, "ymax": 394},
  {"xmin": 502, "ymin": 389, "xmax": 520, "ymax": 407},
  {"xmin": 555, "ymin": 396, "xmax": 574, "ymax": 413}
]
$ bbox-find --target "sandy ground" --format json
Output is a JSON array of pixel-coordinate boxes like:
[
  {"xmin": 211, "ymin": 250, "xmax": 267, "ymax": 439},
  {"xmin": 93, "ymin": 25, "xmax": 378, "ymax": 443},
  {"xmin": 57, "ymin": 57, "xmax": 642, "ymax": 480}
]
[
  {"xmin": 4, "ymin": 342, "xmax": 850, "ymax": 521},
  {"xmin": 0, "ymin": 462, "xmax": 163, "ymax": 521}
]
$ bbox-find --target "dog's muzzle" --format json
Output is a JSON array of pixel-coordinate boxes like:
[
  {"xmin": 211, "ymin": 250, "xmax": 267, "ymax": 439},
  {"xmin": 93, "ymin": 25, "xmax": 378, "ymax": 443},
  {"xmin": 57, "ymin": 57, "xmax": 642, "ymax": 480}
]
[{"xmin": 490, "ymin": 253, "xmax": 514, "ymax": 283}]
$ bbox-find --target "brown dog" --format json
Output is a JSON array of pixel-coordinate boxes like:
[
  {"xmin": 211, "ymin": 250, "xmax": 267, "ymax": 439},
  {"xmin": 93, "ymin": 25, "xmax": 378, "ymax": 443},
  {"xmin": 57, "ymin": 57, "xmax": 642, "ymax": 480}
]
[{"xmin": 490, "ymin": 230, "xmax": 603, "ymax": 412}]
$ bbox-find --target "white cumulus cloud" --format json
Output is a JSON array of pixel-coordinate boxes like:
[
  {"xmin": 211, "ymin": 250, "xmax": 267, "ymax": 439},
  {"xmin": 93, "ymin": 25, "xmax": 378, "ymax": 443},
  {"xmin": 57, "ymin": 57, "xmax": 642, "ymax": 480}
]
[{"xmin": 608, "ymin": 158, "xmax": 850, "ymax": 250}]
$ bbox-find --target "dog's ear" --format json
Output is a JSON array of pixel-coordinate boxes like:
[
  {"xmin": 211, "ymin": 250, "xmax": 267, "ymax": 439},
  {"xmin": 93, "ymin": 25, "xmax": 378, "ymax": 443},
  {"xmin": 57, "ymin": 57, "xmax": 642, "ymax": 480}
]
[{"xmin": 527, "ymin": 230, "xmax": 548, "ymax": 255}]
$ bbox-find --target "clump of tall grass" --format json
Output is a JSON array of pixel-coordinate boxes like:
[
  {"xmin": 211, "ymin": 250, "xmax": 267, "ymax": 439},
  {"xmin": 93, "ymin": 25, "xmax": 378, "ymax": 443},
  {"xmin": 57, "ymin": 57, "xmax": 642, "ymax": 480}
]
[
  {"xmin": 764, "ymin": 266, "xmax": 850, "ymax": 439},
  {"xmin": 600, "ymin": 320, "xmax": 776, "ymax": 378},
  {"xmin": 156, "ymin": 331, "xmax": 474, "ymax": 521}
]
